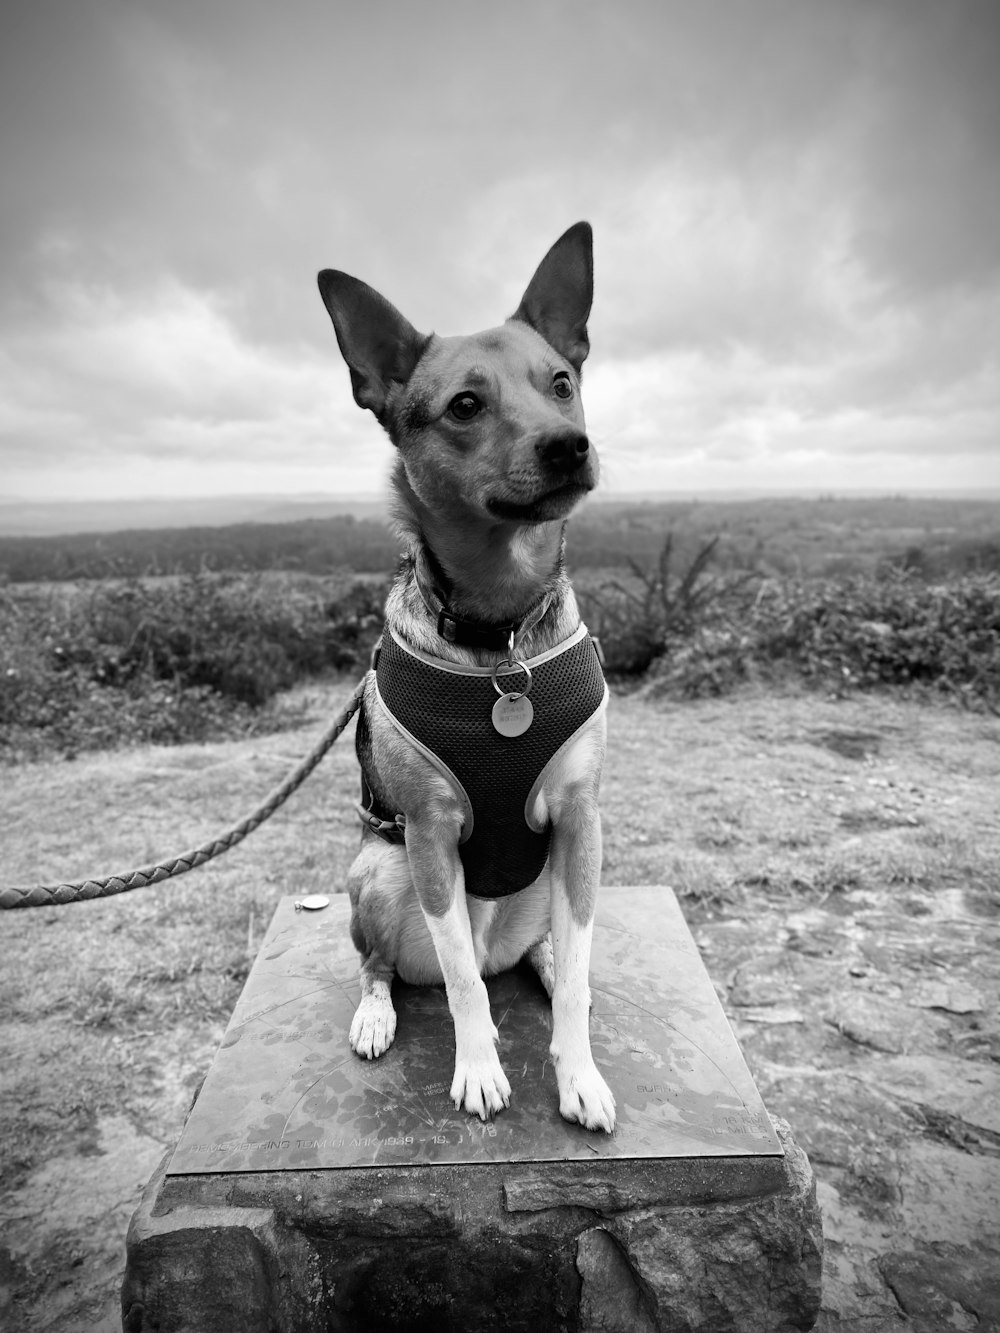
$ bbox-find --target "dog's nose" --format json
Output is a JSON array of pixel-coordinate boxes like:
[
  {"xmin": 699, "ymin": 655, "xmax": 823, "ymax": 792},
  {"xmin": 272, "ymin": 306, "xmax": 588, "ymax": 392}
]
[{"xmin": 536, "ymin": 432, "xmax": 590, "ymax": 473}]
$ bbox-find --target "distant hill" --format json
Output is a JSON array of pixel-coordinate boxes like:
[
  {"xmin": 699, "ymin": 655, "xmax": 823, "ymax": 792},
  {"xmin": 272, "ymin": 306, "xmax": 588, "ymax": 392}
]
[
  {"xmin": 0, "ymin": 514, "xmax": 399, "ymax": 582},
  {"xmin": 0, "ymin": 494, "xmax": 998, "ymax": 583},
  {"xmin": 3, "ymin": 488, "xmax": 997, "ymax": 540},
  {"xmin": 0, "ymin": 494, "xmax": 387, "ymax": 538}
]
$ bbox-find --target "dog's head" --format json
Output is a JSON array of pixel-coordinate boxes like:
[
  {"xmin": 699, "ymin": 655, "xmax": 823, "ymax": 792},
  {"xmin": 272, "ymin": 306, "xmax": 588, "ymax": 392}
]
[{"xmin": 318, "ymin": 224, "xmax": 598, "ymax": 527}]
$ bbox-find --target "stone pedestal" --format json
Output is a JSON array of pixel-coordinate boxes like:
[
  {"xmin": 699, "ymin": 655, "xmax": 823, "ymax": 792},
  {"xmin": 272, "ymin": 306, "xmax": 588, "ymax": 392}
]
[{"xmin": 122, "ymin": 888, "xmax": 822, "ymax": 1332}]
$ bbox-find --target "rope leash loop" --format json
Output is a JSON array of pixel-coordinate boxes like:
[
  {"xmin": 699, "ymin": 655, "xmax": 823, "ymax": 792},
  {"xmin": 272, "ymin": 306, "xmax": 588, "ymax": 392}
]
[{"xmin": 1, "ymin": 677, "xmax": 367, "ymax": 910}]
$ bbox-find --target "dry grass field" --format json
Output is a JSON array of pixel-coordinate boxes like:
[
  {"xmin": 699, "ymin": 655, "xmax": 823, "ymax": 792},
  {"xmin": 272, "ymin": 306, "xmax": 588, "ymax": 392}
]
[{"xmin": 2, "ymin": 678, "xmax": 998, "ymax": 1331}]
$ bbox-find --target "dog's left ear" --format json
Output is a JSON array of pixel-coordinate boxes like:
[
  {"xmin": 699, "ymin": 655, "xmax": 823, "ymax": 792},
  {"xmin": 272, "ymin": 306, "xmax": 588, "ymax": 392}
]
[{"xmin": 510, "ymin": 221, "xmax": 593, "ymax": 374}]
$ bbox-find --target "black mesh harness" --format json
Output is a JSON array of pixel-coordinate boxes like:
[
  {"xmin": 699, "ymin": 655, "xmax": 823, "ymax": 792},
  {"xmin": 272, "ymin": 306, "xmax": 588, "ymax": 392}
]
[{"xmin": 359, "ymin": 623, "xmax": 607, "ymax": 899}]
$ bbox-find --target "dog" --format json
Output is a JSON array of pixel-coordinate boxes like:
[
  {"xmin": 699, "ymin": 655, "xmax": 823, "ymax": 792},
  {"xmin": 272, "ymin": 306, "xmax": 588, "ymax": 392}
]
[{"xmin": 317, "ymin": 222, "xmax": 615, "ymax": 1133}]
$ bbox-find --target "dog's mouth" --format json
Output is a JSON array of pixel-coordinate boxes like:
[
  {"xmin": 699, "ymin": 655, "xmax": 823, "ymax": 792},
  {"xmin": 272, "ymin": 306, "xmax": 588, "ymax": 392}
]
[{"xmin": 486, "ymin": 479, "xmax": 593, "ymax": 524}]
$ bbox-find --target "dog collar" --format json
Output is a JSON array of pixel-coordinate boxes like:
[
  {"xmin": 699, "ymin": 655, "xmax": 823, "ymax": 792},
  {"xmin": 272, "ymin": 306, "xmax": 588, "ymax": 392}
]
[
  {"xmin": 379, "ymin": 620, "xmax": 592, "ymax": 679},
  {"xmin": 410, "ymin": 543, "xmax": 554, "ymax": 652}
]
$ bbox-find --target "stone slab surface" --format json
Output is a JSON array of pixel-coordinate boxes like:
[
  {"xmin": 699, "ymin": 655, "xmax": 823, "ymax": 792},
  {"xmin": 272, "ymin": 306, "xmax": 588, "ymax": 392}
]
[{"xmin": 168, "ymin": 887, "xmax": 782, "ymax": 1176}]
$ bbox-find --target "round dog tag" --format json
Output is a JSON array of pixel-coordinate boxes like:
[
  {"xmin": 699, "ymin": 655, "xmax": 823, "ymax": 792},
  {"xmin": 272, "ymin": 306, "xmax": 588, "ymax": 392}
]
[
  {"xmin": 294, "ymin": 894, "xmax": 330, "ymax": 911},
  {"xmin": 492, "ymin": 692, "xmax": 533, "ymax": 737}
]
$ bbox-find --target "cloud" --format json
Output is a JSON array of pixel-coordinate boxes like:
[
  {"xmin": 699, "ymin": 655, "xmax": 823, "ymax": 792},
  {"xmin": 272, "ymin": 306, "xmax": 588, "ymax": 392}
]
[
  {"xmin": 846, "ymin": 0, "xmax": 1000, "ymax": 298},
  {"xmin": 0, "ymin": 274, "xmax": 381, "ymax": 497},
  {"xmin": 1, "ymin": 0, "xmax": 998, "ymax": 501}
]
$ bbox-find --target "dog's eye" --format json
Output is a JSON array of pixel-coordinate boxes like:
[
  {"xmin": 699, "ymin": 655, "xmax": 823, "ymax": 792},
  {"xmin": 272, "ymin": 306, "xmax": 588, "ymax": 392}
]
[
  {"xmin": 553, "ymin": 374, "xmax": 573, "ymax": 400},
  {"xmin": 448, "ymin": 393, "xmax": 482, "ymax": 421}
]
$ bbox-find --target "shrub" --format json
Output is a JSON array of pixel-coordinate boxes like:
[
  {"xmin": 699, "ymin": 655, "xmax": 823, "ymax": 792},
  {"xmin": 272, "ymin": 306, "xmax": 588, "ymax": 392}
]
[
  {"xmin": 578, "ymin": 531, "xmax": 998, "ymax": 710},
  {"xmin": 4, "ymin": 544, "xmax": 997, "ymax": 764},
  {"xmin": 749, "ymin": 571, "xmax": 1000, "ymax": 706},
  {"xmin": 577, "ymin": 535, "xmax": 754, "ymax": 675},
  {"xmin": 643, "ymin": 566, "xmax": 1000, "ymax": 710},
  {"xmin": 0, "ymin": 572, "xmax": 386, "ymax": 761}
]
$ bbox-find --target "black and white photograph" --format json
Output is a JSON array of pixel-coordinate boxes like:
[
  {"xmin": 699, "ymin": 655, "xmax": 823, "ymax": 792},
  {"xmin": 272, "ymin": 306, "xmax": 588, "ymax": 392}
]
[{"xmin": 1, "ymin": 2, "xmax": 998, "ymax": 1329}]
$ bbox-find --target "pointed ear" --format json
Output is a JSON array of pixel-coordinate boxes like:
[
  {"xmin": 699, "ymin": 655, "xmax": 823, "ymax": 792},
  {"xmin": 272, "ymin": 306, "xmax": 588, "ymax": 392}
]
[
  {"xmin": 317, "ymin": 270, "xmax": 429, "ymax": 420},
  {"xmin": 510, "ymin": 221, "xmax": 593, "ymax": 373}
]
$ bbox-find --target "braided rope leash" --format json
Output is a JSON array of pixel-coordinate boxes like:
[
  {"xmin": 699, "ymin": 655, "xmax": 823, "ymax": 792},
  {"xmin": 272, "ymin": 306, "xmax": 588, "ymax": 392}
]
[{"xmin": 1, "ymin": 677, "xmax": 367, "ymax": 910}]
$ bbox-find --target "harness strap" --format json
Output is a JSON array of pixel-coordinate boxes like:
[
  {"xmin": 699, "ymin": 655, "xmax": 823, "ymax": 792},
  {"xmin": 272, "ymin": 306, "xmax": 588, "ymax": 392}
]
[{"xmin": 356, "ymin": 769, "xmax": 406, "ymax": 843}]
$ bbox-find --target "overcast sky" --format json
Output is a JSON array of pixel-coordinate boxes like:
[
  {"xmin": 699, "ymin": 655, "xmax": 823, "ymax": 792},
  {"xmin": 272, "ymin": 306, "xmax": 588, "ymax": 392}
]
[{"xmin": 1, "ymin": 0, "xmax": 998, "ymax": 504}]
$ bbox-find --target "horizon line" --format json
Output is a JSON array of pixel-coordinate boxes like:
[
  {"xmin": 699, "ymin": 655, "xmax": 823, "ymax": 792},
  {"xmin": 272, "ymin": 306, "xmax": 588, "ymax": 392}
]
[{"xmin": 4, "ymin": 485, "xmax": 1000, "ymax": 509}]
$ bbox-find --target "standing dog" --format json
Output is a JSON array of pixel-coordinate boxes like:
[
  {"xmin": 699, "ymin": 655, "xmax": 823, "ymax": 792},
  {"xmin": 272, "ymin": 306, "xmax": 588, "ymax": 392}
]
[{"xmin": 317, "ymin": 223, "xmax": 615, "ymax": 1132}]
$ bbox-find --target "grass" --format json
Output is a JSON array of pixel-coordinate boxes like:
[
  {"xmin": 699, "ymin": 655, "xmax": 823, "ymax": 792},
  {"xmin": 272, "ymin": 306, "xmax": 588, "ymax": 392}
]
[
  {"xmin": 1, "ymin": 678, "xmax": 999, "ymax": 1329},
  {"xmin": 605, "ymin": 680, "xmax": 1000, "ymax": 907}
]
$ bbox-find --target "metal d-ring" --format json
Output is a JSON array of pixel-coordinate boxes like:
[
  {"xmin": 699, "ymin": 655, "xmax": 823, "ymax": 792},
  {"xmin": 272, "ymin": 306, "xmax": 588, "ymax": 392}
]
[{"xmin": 491, "ymin": 656, "xmax": 533, "ymax": 699}]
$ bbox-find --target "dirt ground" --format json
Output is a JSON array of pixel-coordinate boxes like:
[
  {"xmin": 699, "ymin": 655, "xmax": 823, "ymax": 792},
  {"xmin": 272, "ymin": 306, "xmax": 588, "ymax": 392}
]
[{"xmin": 1, "ymin": 680, "xmax": 998, "ymax": 1331}]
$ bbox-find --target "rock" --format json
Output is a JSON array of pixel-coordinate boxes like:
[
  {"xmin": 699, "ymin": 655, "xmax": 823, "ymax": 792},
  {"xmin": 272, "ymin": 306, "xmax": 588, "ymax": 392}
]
[
  {"xmin": 910, "ymin": 981, "xmax": 984, "ymax": 1014},
  {"xmin": 826, "ymin": 992, "xmax": 928, "ymax": 1054},
  {"xmin": 576, "ymin": 1228, "xmax": 658, "ymax": 1332},
  {"xmin": 874, "ymin": 1054, "xmax": 1000, "ymax": 1138},
  {"xmin": 765, "ymin": 1073, "xmax": 911, "ymax": 1177},
  {"xmin": 608, "ymin": 1119, "xmax": 822, "ymax": 1332},
  {"xmin": 729, "ymin": 952, "xmax": 791, "ymax": 1006},
  {"xmin": 124, "ymin": 1117, "xmax": 823, "ymax": 1332},
  {"xmin": 737, "ymin": 1007, "xmax": 807, "ymax": 1025},
  {"xmin": 880, "ymin": 1244, "xmax": 1000, "ymax": 1329},
  {"xmin": 729, "ymin": 950, "xmax": 831, "ymax": 1007},
  {"xmin": 897, "ymin": 1139, "xmax": 1000, "ymax": 1250}
]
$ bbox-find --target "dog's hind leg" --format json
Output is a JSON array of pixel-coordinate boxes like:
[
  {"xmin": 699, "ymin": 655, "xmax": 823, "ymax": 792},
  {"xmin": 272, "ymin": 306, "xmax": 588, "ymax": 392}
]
[
  {"xmin": 350, "ymin": 949, "xmax": 397, "ymax": 1059},
  {"xmin": 346, "ymin": 839, "xmax": 404, "ymax": 1059},
  {"xmin": 526, "ymin": 935, "xmax": 556, "ymax": 999}
]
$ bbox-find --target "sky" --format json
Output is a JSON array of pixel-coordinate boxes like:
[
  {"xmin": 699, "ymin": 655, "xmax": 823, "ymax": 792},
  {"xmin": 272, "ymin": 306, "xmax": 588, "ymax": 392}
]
[{"xmin": 1, "ymin": 0, "xmax": 999, "ymax": 505}]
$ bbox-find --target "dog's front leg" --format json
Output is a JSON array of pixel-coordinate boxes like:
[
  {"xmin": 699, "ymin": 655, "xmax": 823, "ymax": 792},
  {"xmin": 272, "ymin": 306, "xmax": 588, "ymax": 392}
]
[
  {"xmin": 405, "ymin": 820, "xmax": 512, "ymax": 1121},
  {"xmin": 548, "ymin": 790, "xmax": 616, "ymax": 1134}
]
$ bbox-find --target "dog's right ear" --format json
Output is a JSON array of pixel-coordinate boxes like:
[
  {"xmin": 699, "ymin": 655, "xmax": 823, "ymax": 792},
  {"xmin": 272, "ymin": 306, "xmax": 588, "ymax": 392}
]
[{"xmin": 317, "ymin": 271, "xmax": 429, "ymax": 421}]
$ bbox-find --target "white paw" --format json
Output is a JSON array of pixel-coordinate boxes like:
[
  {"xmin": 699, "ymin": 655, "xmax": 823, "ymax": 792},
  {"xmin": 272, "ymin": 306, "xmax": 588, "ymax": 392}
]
[
  {"xmin": 557, "ymin": 1061, "xmax": 616, "ymax": 1133},
  {"xmin": 349, "ymin": 994, "xmax": 397, "ymax": 1059},
  {"xmin": 450, "ymin": 1046, "xmax": 512, "ymax": 1121}
]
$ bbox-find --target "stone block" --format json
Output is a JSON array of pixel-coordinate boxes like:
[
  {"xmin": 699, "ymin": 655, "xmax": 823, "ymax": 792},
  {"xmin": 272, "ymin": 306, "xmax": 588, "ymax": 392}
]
[{"xmin": 122, "ymin": 889, "xmax": 822, "ymax": 1331}]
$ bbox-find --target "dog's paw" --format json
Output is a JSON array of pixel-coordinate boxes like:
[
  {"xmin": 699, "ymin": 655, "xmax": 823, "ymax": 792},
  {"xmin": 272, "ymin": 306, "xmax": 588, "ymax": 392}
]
[
  {"xmin": 450, "ymin": 1048, "xmax": 512, "ymax": 1121},
  {"xmin": 350, "ymin": 994, "xmax": 397, "ymax": 1059},
  {"xmin": 557, "ymin": 1061, "xmax": 616, "ymax": 1133}
]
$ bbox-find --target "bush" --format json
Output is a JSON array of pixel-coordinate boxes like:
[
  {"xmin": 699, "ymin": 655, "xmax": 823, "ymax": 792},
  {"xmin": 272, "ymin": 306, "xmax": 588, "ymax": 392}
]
[
  {"xmin": 749, "ymin": 571, "xmax": 1000, "ymax": 704},
  {"xmin": 0, "ymin": 572, "xmax": 386, "ymax": 761},
  {"xmin": 644, "ymin": 567, "xmax": 1000, "ymax": 710},
  {"xmin": 4, "ymin": 546, "xmax": 997, "ymax": 764},
  {"xmin": 578, "ymin": 535, "xmax": 754, "ymax": 675},
  {"xmin": 579, "ymin": 531, "xmax": 999, "ymax": 711}
]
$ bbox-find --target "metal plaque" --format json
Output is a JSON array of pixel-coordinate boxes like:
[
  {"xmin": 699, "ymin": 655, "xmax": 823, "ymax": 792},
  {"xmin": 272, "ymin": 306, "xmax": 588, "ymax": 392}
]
[{"xmin": 167, "ymin": 888, "xmax": 781, "ymax": 1175}]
